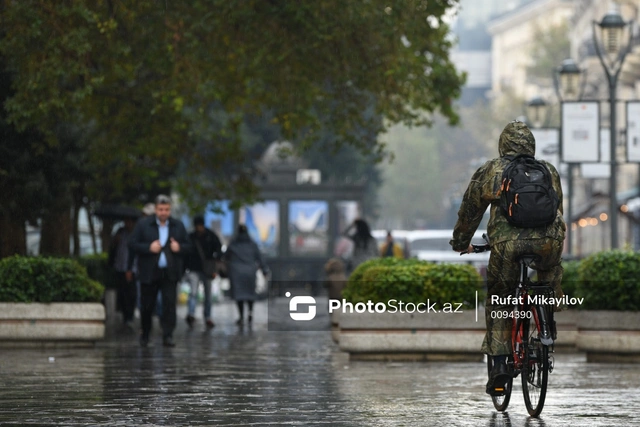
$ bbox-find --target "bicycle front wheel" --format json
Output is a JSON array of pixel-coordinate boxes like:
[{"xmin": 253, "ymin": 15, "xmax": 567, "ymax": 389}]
[
  {"xmin": 487, "ymin": 355, "xmax": 512, "ymax": 412},
  {"xmin": 521, "ymin": 316, "xmax": 549, "ymax": 417}
]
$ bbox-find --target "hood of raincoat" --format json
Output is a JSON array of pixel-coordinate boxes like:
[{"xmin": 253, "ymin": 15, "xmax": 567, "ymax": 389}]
[{"xmin": 498, "ymin": 121, "xmax": 535, "ymax": 157}]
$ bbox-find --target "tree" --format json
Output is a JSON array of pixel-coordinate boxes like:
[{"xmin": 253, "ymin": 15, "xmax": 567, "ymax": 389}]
[
  {"xmin": 0, "ymin": 0, "xmax": 465, "ymax": 255},
  {"xmin": 526, "ymin": 22, "xmax": 570, "ymax": 84},
  {"xmin": 376, "ymin": 101, "xmax": 505, "ymax": 229}
]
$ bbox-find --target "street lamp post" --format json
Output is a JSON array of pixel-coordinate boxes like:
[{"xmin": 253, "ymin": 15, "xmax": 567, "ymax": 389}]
[
  {"xmin": 555, "ymin": 58, "xmax": 584, "ymax": 256},
  {"xmin": 526, "ymin": 96, "xmax": 548, "ymax": 129},
  {"xmin": 592, "ymin": 8, "xmax": 633, "ymax": 249}
]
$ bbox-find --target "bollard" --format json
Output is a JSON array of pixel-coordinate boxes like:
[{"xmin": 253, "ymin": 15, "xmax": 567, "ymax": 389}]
[{"xmin": 103, "ymin": 288, "xmax": 118, "ymax": 322}]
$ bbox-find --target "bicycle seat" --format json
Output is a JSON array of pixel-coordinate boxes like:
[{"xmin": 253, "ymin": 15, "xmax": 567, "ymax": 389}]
[{"xmin": 516, "ymin": 254, "xmax": 541, "ymax": 268}]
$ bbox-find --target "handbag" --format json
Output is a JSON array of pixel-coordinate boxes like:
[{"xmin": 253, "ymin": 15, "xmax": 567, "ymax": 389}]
[
  {"xmin": 195, "ymin": 240, "xmax": 217, "ymax": 277},
  {"xmin": 216, "ymin": 259, "xmax": 228, "ymax": 278}
]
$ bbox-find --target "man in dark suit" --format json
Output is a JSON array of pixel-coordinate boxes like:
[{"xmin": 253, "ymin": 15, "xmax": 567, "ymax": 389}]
[{"xmin": 128, "ymin": 195, "xmax": 191, "ymax": 347}]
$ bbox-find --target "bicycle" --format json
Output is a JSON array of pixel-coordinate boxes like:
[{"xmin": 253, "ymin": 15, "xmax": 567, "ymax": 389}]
[{"xmin": 464, "ymin": 234, "xmax": 556, "ymax": 417}]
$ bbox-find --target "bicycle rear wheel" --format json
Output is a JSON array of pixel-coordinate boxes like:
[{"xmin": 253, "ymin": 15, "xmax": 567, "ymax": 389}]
[
  {"xmin": 521, "ymin": 316, "xmax": 549, "ymax": 417},
  {"xmin": 487, "ymin": 355, "xmax": 512, "ymax": 411}
]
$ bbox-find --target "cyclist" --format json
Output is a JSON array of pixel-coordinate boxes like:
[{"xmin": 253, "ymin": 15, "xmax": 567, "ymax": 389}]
[{"xmin": 449, "ymin": 120, "xmax": 565, "ymax": 395}]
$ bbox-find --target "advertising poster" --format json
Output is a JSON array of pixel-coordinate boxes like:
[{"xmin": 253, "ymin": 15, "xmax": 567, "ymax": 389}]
[
  {"xmin": 288, "ymin": 200, "xmax": 329, "ymax": 256},
  {"xmin": 581, "ymin": 128, "xmax": 611, "ymax": 179},
  {"xmin": 531, "ymin": 128, "xmax": 560, "ymax": 169},
  {"xmin": 627, "ymin": 101, "xmax": 640, "ymax": 162},
  {"xmin": 204, "ymin": 200, "xmax": 235, "ymax": 246},
  {"xmin": 561, "ymin": 101, "xmax": 600, "ymax": 163},
  {"xmin": 239, "ymin": 201, "xmax": 280, "ymax": 257}
]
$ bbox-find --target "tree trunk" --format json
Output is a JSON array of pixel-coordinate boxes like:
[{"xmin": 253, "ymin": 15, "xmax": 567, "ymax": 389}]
[
  {"xmin": 72, "ymin": 202, "xmax": 81, "ymax": 257},
  {"xmin": 0, "ymin": 212, "xmax": 26, "ymax": 258},
  {"xmin": 100, "ymin": 218, "xmax": 115, "ymax": 254},
  {"xmin": 40, "ymin": 207, "xmax": 72, "ymax": 256},
  {"xmin": 87, "ymin": 205, "xmax": 98, "ymax": 254}
]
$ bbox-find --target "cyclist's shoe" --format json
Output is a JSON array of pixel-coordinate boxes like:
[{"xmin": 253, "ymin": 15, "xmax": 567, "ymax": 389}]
[{"xmin": 486, "ymin": 362, "xmax": 511, "ymax": 396}]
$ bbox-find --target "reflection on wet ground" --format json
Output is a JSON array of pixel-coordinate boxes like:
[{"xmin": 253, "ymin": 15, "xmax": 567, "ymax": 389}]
[{"xmin": 0, "ymin": 300, "xmax": 639, "ymax": 426}]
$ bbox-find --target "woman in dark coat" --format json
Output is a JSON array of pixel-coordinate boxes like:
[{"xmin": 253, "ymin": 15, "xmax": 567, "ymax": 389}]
[
  {"xmin": 224, "ymin": 224, "xmax": 269, "ymax": 324},
  {"xmin": 345, "ymin": 219, "xmax": 379, "ymax": 272}
]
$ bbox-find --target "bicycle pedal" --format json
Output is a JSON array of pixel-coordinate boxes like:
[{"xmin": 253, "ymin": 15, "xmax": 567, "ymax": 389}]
[{"xmin": 490, "ymin": 386, "xmax": 507, "ymax": 396}]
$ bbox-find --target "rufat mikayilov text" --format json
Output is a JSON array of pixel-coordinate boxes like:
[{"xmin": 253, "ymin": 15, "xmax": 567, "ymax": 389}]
[
  {"xmin": 328, "ymin": 299, "xmax": 465, "ymax": 314},
  {"xmin": 490, "ymin": 294, "xmax": 584, "ymax": 307}
]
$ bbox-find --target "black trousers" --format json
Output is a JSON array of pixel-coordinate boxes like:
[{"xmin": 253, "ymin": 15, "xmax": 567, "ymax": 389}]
[
  {"xmin": 140, "ymin": 272, "xmax": 177, "ymax": 339},
  {"xmin": 115, "ymin": 272, "xmax": 137, "ymax": 323}
]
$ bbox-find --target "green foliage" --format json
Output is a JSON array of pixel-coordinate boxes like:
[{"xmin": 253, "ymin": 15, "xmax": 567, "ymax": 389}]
[
  {"xmin": 342, "ymin": 258, "xmax": 484, "ymax": 308},
  {"xmin": 345, "ymin": 256, "xmax": 417, "ymax": 291},
  {"xmin": 575, "ymin": 250, "xmax": 640, "ymax": 311},
  {"xmin": 378, "ymin": 104, "xmax": 496, "ymax": 228},
  {"xmin": 377, "ymin": 124, "xmax": 443, "ymax": 225},
  {"xmin": 525, "ymin": 22, "xmax": 570, "ymax": 82},
  {"xmin": 0, "ymin": 256, "xmax": 104, "ymax": 303},
  {"xmin": 0, "ymin": 0, "xmax": 465, "ymax": 213},
  {"xmin": 560, "ymin": 260, "xmax": 581, "ymax": 302},
  {"xmin": 76, "ymin": 253, "xmax": 117, "ymax": 290}
]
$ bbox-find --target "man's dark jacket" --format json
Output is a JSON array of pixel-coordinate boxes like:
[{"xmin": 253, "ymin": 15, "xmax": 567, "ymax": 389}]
[
  {"xmin": 128, "ymin": 215, "xmax": 192, "ymax": 283},
  {"xmin": 186, "ymin": 228, "xmax": 223, "ymax": 272}
]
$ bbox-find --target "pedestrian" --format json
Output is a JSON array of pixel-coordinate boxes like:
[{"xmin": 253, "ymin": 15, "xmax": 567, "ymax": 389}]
[
  {"xmin": 344, "ymin": 219, "xmax": 379, "ymax": 271},
  {"xmin": 323, "ymin": 258, "xmax": 347, "ymax": 300},
  {"xmin": 450, "ymin": 120, "xmax": 565, "ymax": 395},
  {"xmin": 108, "ymin": 216, "xmax": 138, "ymax": 331},
  {"xmin": 224, "ymin": 224, "xmax": 269, "ymax": 325},
  {"xmin": 128, "ymin": 194, "xmax": 192, "ymax": 347},
  {"xmin": 134, "ymin": 203, "xmax": 163, "ymax": 318},
  {"xmin": 379, "ymin": 230, "xmax": 404, "ymax": 258},
  {"xmin": 185, "ymin": 215, "xmax": 223, "ymax": 330}
]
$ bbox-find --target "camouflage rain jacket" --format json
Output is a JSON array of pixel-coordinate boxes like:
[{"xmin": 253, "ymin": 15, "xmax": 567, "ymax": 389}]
[{"xmin": 450, "ymin": 121, "xmax": 566, "ymax": 251}]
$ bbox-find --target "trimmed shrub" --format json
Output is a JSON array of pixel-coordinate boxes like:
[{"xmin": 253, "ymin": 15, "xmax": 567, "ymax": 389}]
[
  {"xmin": 575, "ymin": 250, "xmax": 640, "ymax": 311},
  {"xmin": 77, "ymin": 253, "xmax": 117, "ymax": 289},
  {"xmin": 342, "ymin": 258, "xmax": 484, "ymax": 309},
  {"xmin": 560, "ymin": 259, "xmax": 582, "ymax": 305},
  {"xmin": 347, "ymin": 256, "xmax": 419, "ymax": 285},
  {"xmin": 0, "ymin": 256, "xmax": 104, "ymax": 303}
]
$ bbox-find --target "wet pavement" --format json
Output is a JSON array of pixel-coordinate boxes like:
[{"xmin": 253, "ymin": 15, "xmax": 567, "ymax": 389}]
[{"xmin": 1, "ymin": 298, "xmax": 640, "ymax": 426}]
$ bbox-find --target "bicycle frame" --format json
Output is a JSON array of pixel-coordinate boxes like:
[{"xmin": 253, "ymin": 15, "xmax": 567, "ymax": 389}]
[{"xmin": 510, "ymin": 257, "xmax": 554, "ymax": 374}]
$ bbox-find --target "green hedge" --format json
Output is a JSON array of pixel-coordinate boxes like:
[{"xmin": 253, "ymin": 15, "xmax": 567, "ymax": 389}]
[
  {"xmin": 575, "ymin": 250, "xmax": 640, "ymax": 311},
  {"xmin": 77, "ymin": 253, "xmax": 117, "ymax": 289},
  {"xmin": 559, "ymin": 259, "xmax": 581, "ymax": 304},
  {"xmin": 0, "ymin": 256, "xmax": 104, "ymax": 303},
  {"xmin": 343, "ymin": 258, "xmax": 484, "ymax": 309}
]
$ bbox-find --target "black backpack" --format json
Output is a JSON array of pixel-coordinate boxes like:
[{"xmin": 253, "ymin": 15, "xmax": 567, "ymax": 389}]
[{"xmin": 499, "ymin": 154, "xmax": 559, "ymax": 228}]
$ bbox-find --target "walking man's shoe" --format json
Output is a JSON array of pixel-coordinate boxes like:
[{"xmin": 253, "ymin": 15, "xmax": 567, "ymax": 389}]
[
  {"xmin": 186, "ymin": 315, "xmax": 195, "ymax": 329},
  {"xmin": 163, "ymin": 336, "xmax": 176, "ymax": 347},
  {"xmin": 139, "ymin": 335, "xmax": 149, "ymax": 348},
  {"xmin": 205, "ymin": 319, "xmax": 215, "ymax": 329}
]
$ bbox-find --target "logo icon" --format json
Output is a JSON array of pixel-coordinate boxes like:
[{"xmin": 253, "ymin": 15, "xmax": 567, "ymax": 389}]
[{"xmin": 286, "ymin": 292, "xmax": 316, "ymax": 321}]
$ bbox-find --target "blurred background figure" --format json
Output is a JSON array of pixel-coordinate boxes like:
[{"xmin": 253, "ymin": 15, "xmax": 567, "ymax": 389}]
[
  {"xmin": 380, "ymin": 230, "xmax": 404, "ymax": 259},
  {"xmin": 344, "ymin": 219, "xmax": 378, "ymax": 272},
  {"xmin": 224, "ymin": 224, "xmax": 269, "ymax": 326},
  {"xmin": 185, "ymin": 215, "xmax": 223, "ymax": 330},
  {"xmin": 136, "ymin": 203, "xmax": 163, "ymax": 319},
  {"xmin": 108, "ymin": 216, "xmax": 138, "ymax": 331},
  {"xmin": 323, "ymin": 257, "xmax": 347, "ymax": 301}
]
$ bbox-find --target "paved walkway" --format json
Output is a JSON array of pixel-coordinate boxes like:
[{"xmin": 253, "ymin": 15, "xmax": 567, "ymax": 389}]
[{"xmin": 0, "ymin": 298, "xmax": 639, "ymax": 426}]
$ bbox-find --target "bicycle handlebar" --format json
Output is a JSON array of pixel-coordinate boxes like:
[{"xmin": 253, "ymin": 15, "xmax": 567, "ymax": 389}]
[{"xmin": 460, "ymin": 233, "xmax": 491, "ymax": 255}]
